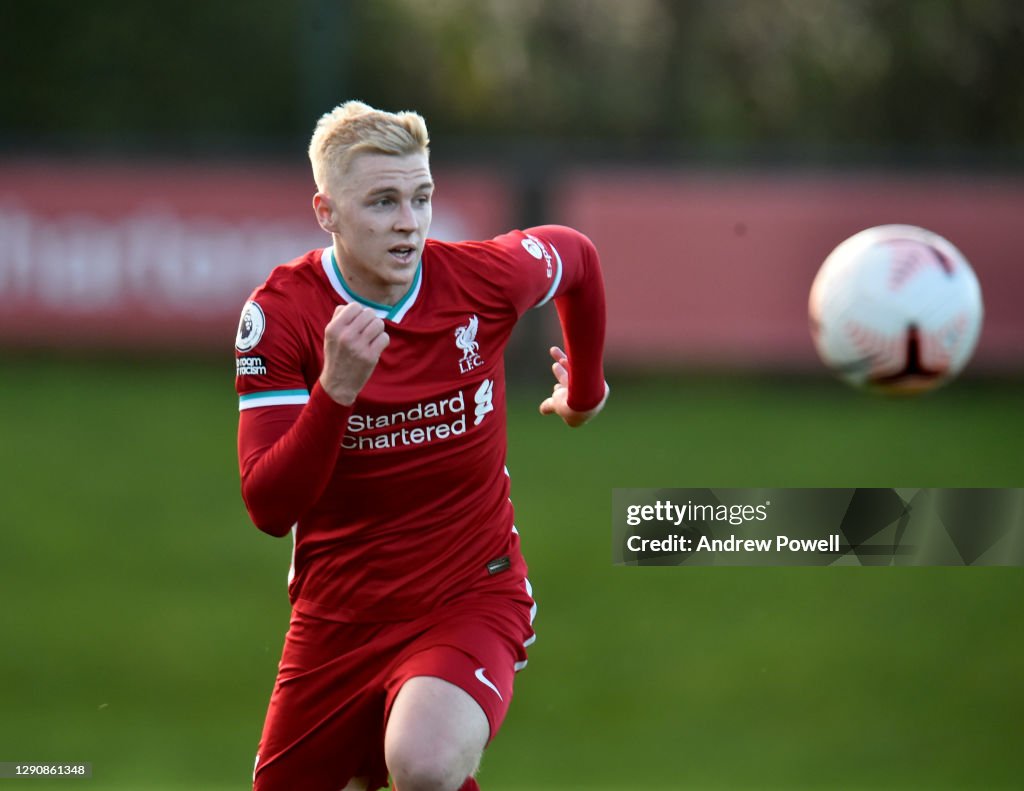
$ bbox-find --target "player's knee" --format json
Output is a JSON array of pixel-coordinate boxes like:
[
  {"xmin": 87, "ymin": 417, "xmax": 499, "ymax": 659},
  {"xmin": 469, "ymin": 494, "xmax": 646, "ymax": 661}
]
[{"xmin": 385, "ymin": 739, "xmax": 478, "ymax": 791}]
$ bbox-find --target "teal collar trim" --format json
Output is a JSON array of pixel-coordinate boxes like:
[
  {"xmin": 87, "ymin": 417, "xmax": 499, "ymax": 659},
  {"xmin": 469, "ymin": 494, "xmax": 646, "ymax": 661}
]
[{"xmin": 323, "ymin": 247, "xmax": 423, "ymax": 322}]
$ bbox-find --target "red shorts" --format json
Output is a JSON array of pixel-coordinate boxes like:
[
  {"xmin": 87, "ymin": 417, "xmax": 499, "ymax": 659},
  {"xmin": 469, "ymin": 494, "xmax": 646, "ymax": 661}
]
[{"xmin": 252, "ymin": 583, "xmax": 535, "ymax": 791}]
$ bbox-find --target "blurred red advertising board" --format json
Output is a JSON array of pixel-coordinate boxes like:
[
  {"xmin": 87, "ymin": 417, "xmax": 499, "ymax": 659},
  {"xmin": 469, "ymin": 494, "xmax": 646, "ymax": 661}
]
[
  {"xmin": 4, "ymin": 160, "xmax": 1021, "ymax": 372},
  {"xmin": 0, "ymin": 159, "xmax": 512, "ymax": 351},
  {"xmin": 556, "ymin": 169, "xmax": 1024, "ymax": 372}
]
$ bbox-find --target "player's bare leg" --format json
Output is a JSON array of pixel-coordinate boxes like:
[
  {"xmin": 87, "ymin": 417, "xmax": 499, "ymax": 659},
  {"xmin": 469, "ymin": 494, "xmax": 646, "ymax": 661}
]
[
  {"xmin": 385, "ymin": 676, "xmax": 488, "ymax": 791},
  {"xmin": 340, "ymin": 777, "xmax": 368, "ymax": 791}
]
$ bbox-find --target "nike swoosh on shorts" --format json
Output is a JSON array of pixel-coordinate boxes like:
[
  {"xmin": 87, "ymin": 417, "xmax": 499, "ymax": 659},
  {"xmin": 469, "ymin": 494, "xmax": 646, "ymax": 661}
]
[{"xmin": 474, "ymin": 667, "xmax": 503, "ymax": 701}]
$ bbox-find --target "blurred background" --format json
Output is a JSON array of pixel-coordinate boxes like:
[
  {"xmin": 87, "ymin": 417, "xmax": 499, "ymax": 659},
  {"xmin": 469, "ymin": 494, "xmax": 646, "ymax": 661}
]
[{"xmin": 1, "ymin": 1, "xmax": 1022, "ymax": 789}]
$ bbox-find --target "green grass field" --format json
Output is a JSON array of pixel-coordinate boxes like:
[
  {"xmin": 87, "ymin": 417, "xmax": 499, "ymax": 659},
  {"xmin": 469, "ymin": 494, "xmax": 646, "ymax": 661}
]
[{"xmin": 1, "ymin": 355, "xmax": 1021, "ymax": 790}]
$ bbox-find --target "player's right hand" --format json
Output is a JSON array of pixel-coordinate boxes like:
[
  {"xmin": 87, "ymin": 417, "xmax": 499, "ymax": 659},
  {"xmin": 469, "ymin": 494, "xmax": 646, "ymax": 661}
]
[{"xmin": 319, "ymin": 303, "xmax": 390, "ymax": 405}]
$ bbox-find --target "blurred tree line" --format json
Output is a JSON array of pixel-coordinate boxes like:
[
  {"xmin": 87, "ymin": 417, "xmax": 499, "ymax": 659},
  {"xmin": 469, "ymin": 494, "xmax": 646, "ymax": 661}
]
[{"xmin": 2, "ymin": 0, "xmax": 1022, "ymax": 163}]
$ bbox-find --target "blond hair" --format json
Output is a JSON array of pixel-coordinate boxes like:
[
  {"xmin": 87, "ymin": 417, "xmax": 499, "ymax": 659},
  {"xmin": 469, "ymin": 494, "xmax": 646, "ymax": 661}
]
[{"xmin": 308, "ymin": 100, "xmax": 430, "ymax": 191}]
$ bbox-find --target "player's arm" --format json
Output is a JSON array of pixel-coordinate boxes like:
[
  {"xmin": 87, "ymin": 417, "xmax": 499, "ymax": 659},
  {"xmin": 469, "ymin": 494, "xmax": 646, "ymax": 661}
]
[
  {"xmin": 239, "ymin": 387, "xmax": 350, "ymax": 537},
  {"xmin": 238, "ymin": 303, "xmax": 388, "ymax": 536},
  {"xmin": 527, "ymin": 225, "xmax": 609, "ymax": 427}
]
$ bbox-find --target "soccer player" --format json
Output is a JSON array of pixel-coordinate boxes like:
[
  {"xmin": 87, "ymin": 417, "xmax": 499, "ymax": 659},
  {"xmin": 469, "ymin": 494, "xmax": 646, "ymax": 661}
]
[{"xmin": 235, "ymin": 100, "xmax": 608, "ymax": 791}]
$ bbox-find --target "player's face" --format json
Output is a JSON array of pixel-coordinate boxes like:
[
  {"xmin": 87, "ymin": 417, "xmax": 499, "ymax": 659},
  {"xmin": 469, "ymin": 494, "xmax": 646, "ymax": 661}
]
[{"xmin": 319, "ymin": 151, "xmax": 433, "ymax": 306}]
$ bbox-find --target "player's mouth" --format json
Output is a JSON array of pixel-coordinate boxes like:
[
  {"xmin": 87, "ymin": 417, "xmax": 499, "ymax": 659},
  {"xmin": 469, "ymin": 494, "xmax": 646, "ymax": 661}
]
[{"xmin": 388, "ymin": 244, "xmax": 417, "ymax": 264}]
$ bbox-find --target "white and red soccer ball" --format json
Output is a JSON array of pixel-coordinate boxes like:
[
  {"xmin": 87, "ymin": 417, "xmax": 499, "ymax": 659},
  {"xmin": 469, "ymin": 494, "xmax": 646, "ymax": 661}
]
[{"xmin": 809, "ymin": 224, "xmax": 983, "ymax": 394}]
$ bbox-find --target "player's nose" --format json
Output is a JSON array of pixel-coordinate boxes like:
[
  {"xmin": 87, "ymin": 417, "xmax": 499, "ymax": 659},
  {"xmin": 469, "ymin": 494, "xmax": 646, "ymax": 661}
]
[{"xmin": 393, "ymin": 200, "xmax": 418, "ymax": 231}]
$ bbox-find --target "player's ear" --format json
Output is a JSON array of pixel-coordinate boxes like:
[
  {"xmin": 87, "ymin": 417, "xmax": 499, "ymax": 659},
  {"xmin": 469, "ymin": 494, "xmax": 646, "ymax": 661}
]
[{"xmin": 313, "ymin": 193, "xmax": 337, "ymax": 233}]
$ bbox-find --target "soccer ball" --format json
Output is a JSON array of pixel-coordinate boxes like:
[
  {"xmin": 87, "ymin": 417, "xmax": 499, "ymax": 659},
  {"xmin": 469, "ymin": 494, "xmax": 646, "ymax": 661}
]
[{"xmin": 809, "ymin": 224, "xmax": 983, "ymax": 393}]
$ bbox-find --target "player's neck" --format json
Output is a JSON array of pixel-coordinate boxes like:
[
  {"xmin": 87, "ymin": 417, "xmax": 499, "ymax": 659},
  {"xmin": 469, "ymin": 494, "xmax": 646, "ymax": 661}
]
[
  {"xmin": 330, "ymin": 243, "xmax": 420, "ymax": 311},
  {"xmin": 341, "ymin": 276, "xmax": 406, "ymax": 309}
]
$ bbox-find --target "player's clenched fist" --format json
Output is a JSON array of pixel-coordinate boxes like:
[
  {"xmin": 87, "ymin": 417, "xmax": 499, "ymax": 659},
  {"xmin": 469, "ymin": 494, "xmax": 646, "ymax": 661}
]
[{"xmin": 319, "ymin": 303, "xmax": 390, "ymax": 405}]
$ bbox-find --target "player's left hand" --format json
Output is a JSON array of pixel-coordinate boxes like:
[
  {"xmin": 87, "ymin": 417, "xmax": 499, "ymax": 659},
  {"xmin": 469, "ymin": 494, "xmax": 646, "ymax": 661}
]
[{"xmin": 539, "ymin": 346, "xmax": 609, "ymax": 428}]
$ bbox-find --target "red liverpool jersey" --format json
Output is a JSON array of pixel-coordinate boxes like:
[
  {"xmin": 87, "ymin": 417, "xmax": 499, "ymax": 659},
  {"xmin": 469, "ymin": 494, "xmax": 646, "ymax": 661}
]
[{"xmin": 235, "ymin": 225, "xmax": 605, "ymax": 623}]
